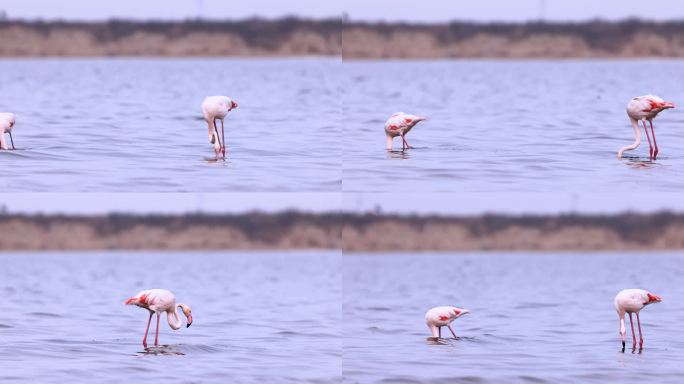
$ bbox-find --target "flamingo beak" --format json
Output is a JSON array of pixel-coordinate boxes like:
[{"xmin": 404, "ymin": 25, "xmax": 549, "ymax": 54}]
[
  {"xmin": 187, "ymin": 315, "xmax": 193, "ymax": 328},
  {"xmin": 647, "ymin": 293, "xmax": 662, "ymax": 303}
]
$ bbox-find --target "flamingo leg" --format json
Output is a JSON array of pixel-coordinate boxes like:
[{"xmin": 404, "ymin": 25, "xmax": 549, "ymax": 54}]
[
  {"xmin": 438, "ymin": 327, "xmax": 441, "ymax": 338},
  {"xmin": 447, "ymin": 324, "xmax": 458, "ymax": 339},
  {"xmin": 221, "ymin": 119, "xmax": 226, "ymax": 159},
  {"xmin": 636, "ymin": 312, "xmax": 644, "ymax": 349},
  {"xmin": 213, "ymin": 120, "xmax": 222, "ymax": 160},
  {"xmin": 154, "ymin": 312, "xmax": 160, "ymax": 347},
  {"xmin": 642, "ymin": 120, "xmax": 653, "ymax": 161},
  {"xmin": 649, "ymin": 121, "xmax": 658, "ymax": 160},
  {"xmin": 629, "ymin": 313, "xmax": 637, "ymax": 348},
  {"xmin": 142, "ymin": 311, "xmax": 153, "ymax": 348},
  {"xmin": 401, "ymin": 134, "xmax": 410, "ymax": 150},
  {"xmin": 8, "ymin": 132, "xmax": 15, "ymax": 150}
]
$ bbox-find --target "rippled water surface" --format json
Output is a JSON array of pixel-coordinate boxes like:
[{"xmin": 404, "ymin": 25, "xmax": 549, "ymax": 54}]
[
  {"xmin": 0, "ymin": 58, "xmax": 340, "ymax": 191},
  {"xmin": 0, "ymin": 251, "xmax": 340, "ymax": 383},
  {"xmin": 343, "ymin": 60, "xmax": 684, "ymax": 192},
  {"xmin": 344, "ymin": 252, "xmax": 684, "ymax": 383}
]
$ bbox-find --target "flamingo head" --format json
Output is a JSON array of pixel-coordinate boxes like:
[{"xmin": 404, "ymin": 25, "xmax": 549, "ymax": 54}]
[
  {"xmin": 646, "ymin": 293, "xmax": 662, "ymax": 304},
  {"xmin": 179, "ymin": 303, "xmax": 193, "ymax": 327},
  {"xmin": 451, "ymin": 307, "xmax": 470, "ymax": 319},
  {"xmin": 230, "ymin": 100, "xmax": 238, "ymax": 110},
  {"xmin": 8, "ymin": 114, "xmax": 15, "ymax": 128}
]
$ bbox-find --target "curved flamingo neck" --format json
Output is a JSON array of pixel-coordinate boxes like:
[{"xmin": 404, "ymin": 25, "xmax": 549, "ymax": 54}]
[
  {"xmin": 618, "ymin": 118, "xmax": 641, "ymax": 158},
  {"xmin": 167, "ymin": 304, "xmax": 183, "ymax": 330}
]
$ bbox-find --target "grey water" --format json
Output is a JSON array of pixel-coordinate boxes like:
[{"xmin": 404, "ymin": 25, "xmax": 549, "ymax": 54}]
[
  {"xmin": 0, "ymin": 251, "xmax": 341, "ymax": 383},
  {"xmin": 343, "ymin": 252, "xmax": 684, "ymax": 383},
  {"xmin": 343, "ymin": 60, "xmax": 684, "ymax": 192},
  {"xmin": 0, "ymin": 58, "xmax": 340, "ymax": 191}
]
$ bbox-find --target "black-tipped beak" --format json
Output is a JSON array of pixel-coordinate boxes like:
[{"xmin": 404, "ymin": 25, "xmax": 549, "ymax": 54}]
[{"xmin": 187, "ymin": 323, "xmax": 191, "ymax": 328}]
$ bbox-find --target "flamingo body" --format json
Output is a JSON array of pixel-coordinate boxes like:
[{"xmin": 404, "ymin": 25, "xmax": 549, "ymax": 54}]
[
  {"xmin": 124, "ymin": 288, "xmax": 193, "ymax": 348},
  {"xmin": 0, "ymin": 113, "xmax": 16, "ymax": 150},
  {"xmin": 614, "ymin": 288, "xmax": 661, "ymax": 351},
  {"xmin": 618, "ymin": 95, "xmax": 675, "ymax": 160},
  {"xmin": 201, "ymin": 96, "xmax": 238, "ymax": 159},
  {"xmin": 384, "ymin": 112, "xmax": 426, "ymax": 150},
  {"xmin": 425, "ymin": 306, "xmax": 469, "ymax": 338}
]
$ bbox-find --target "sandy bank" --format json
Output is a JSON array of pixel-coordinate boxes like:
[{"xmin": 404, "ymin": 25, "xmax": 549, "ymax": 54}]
[
  {"xmin": 0, "ymin": 18, "xmax": 340, "ymax": 57},
  {"xmin": 343, "ymin": 20, "xmax": 684, "ymax": 59},
  {"xmin": 2, "ymin": 212, "xmax": 684, "ymax": 251}
]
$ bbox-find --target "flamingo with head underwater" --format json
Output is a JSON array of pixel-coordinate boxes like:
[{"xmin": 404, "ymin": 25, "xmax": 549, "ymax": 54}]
[
  {"xmin": 384, "ymin": 112, "xmax": 427, "ymax": 150},
  {"xmin": 425, "ymin": 306, "xmax": 470, "ymax": 339},
  {"xmin": 124, "ymin": 289, "xmax": 193, "ymax": 348},
  {"xmin": 201, "ymin": 96, "xmax": 238, "ymax": 160},
  {"xmin": 618, "ymin": 95, "xmax": 675, "ymax": 161}
]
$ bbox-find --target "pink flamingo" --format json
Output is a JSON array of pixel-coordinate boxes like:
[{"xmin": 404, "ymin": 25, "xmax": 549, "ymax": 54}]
[
  {"xmin": 384, "ymin": 112, "xmax": 427, "ymax": 150},
  {"xmin": 614, "ymin": 289, "xmax": 661, "ymax": 352},
  {"xmin": 425, "ymin": 306, "xmax": 470, "ymax": 338},
  {"xmin": 0, "ymin": 113, "xmax": 16, "ymax": 150},
  {"xmin": 124, "ymin": 289, "xmax": 193, "ymax": 348},
  {"xmin": 618, "ymin": 95, "xmax": 675, "ymax": 161},
  {"xmin": 201, "ymin": 96, "xmax": 238, "ymax": 160}
]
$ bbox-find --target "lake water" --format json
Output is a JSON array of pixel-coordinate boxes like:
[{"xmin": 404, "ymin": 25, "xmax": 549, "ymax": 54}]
[
  {"xmin": 0, "ymin": 58, "xmax": 340, "ymax": 191},
  {"xmin": 343, "ymin": 60, "xmax": 684, "ymax": 192},
  {"xmin": 343, "ymin": 252, "xmax": 684, "ymax": 383},
  {"xmin": 0, "ymin": 251, "xmax": 341, "ymax": 383}
]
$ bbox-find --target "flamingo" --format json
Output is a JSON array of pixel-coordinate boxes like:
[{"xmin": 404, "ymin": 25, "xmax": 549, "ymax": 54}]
[
  {"xmin": 425, "ymin": 306, "xmax": 470, "ymax": 339},
  {"xmin": 618, "ymin": 95, "xmax": 675, "ymax": 161},
  {"xmin": 384, "ymin": 112, "xmax": 427, "ymax": 150},
  {"xmin": 201, "ymin": 96, "xmax": 238, "ymax": 160},
  {"xmin": 614, "ymin": 289, "xmax": 661, "ymax": 352},
  {"xmin": 124, "ymin": 289, "xmax": 193, "ymax": 348},
  {"xmin": 0, "ymin": 113, "xmax": 16, "ymax": 150}
]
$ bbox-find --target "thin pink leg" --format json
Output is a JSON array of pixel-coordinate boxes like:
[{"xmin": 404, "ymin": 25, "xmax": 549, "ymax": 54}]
[
  {"xmin": 221, "ymin": 119, "xmax": 226, "ymax": 159},
  {"xmin": 447, "ymin": 324, "xmax": 458, "ymax": 339},
  {"xmin": 154, "ymin": 312, "xmax": 160, "ymax": 346},
  {"xmin": 142, "ymin": 311, "xmax": 153, "ymax": 348},
  {"xmin": 629, "ymin": 313, "xmax": 637, "ymax": 348},
  {"xmin": 401, "ymin": 135, "xmax": 410, "ymax": 150},
  {"xmin": 636, "ymin": 312, "xmax": 644, "ymax": 349},
  {"xmin": 642, "ymin": 121, "xmax": 653, "ymax": 161},
  {"xmin": 649, "ymin": 121, "xmax": 658, "ymax": 160}
]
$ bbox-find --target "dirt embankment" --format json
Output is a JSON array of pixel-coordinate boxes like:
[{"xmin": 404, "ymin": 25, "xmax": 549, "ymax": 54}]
[
  {"xmin": 342, "ymin": 212, "xmax": 684, "ymax": 252},
  {"xmin": 0, "ymin": 212, "xmax": 341, "ymax": 250},
  {"xmin": 0, "ymin": 18, "xmax": 340, "ymax": 57},
  {"xmin": 3, "ymin": 212, "xmax": 684, "ymax": 251},
  {"xmin": 343, "ymin": 20, "xmax": 684, "ymax": 59}
]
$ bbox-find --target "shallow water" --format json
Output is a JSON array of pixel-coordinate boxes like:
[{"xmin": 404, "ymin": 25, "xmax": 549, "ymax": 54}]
[
  {"xmin": 343, "ymin": 252, "xmax": 684, "ymax": 383},
  {"xmin": 0, "ymin": 251, "xmax": 341, "ymax": 383},
  {"xmin": 0, "ymin": 58, "xmax": 340, "ymax": 191},
  {"xmin": 343, "ymin": 60, "xmax": 684, "ymax": 192}
]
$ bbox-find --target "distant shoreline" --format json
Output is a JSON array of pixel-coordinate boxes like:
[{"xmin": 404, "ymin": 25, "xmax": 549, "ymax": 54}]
[
  {"xmin": 343, "ymin": 19, "xmax": 684, "ymax": 59},
  {"xmin": 0, "ymin": 18, "xmax": 340, "ymax": 57},
  {"xmin": 2, "ymin": 211, "xmax": 684, "ymax": 251}
]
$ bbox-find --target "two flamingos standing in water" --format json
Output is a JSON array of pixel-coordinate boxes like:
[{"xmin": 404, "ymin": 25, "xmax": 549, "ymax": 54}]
[
  {"xmin": 618, "ymin": 95, "xmax": 675, "ymax": 161},
  {"xmin": 125, "ymin": 289, "xmax": 193, "ymax": 348}
]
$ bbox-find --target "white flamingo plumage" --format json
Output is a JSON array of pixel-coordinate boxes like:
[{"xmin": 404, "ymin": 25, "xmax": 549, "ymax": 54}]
[
  {"xmin": 425, "ymin": 306, "xmax": 470, "ymax": 338},
  {"xmin": 618, "ymin": 95, "xmax": 675, "ymax": 160},
  {"xmin": 0, "ymin": 113, "xmax": 17, "ymax": 150},
  {"xmin": 384, "ymin": 112, "xmax": 427, "ymax": 150},
  {"xmin": 201, "ymin": 96, "xmax": 238, "ymax": 159},
  {"xmin": 124, "ymin": 289, "xmax": 193, "ymax": 348},
  {"xmin": 614, "ymin": 289, "xmax": 661, "ymax": 352}
]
